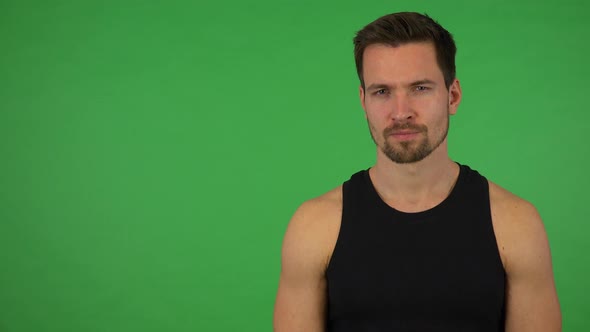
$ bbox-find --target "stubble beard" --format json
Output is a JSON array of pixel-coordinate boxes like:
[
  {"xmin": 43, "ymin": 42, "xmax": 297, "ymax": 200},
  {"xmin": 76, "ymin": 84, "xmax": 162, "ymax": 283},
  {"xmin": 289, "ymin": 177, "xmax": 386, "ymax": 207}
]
[{"xmin": 368, "ymin": 113, "xmax": 450, "ymax": 164}]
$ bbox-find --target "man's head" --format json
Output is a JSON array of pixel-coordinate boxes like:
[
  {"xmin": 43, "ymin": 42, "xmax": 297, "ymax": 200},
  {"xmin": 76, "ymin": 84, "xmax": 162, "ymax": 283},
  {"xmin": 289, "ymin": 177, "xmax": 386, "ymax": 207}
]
[
  {"xmin": 354, "ymin": 12, "xmax": 457, "ymax": 90},
  {"xmin": 355, "ymin": 13, "xmax": 461, "ymax": 164}
]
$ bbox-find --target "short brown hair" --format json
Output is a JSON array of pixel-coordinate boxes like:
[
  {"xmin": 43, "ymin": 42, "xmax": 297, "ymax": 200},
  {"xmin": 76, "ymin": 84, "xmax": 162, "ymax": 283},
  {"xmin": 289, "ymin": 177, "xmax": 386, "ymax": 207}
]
[{"xmin": 354, "ymin": 12, "xmax": 457, "ymax": 89}]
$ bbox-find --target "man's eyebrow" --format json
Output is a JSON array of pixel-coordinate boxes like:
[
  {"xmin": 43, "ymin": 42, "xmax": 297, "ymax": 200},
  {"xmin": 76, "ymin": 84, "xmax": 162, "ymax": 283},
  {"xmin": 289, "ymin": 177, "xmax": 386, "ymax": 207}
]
[
  {"xmin": 366, "ymin": 83, "xmax": 390, "ymax": 91},
  {"xmin": 409, "ymin": 79, "xmax": 437, "ymax": 86},
  {"xmin": 366, "ymin": 80, "xmax": 437, "ymax": 91}
]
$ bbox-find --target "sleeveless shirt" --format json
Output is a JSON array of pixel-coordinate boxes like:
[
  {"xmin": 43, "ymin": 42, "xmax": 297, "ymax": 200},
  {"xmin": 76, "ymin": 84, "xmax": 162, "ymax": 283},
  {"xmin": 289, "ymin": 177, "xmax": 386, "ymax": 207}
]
[{"xmin": 326, "ymin": 164, "xmax": 506, "ymax": 332}]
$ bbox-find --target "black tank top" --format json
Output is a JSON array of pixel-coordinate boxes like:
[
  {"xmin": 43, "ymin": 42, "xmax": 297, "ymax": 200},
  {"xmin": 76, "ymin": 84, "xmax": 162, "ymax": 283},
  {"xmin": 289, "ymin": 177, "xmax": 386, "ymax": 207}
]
[{"xmin": 326, "ymin": 164, "xmax": 505, "ymax": 332}]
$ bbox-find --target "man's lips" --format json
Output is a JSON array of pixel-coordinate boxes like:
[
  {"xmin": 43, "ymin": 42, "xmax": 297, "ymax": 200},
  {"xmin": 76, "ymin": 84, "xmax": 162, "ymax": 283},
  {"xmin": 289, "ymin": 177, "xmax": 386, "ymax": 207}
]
[
  {"xmin": 384, "ymin": 124, "xmax": 426, "ymax": 140},
  {"xmin": 391, "ymin": 130, "xmax": 420, "ymax": 135},
  {"xmin": 389, "ymin": 130, "xmax": 422, "ymax": 140}
]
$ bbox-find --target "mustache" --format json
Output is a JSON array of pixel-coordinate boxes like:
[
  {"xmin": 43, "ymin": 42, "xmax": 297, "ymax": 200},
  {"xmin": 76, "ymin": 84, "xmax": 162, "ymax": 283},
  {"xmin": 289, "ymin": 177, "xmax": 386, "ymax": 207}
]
[{"xmin": 383, "ymin": 123, "xmax": 428, "ymax": 136}]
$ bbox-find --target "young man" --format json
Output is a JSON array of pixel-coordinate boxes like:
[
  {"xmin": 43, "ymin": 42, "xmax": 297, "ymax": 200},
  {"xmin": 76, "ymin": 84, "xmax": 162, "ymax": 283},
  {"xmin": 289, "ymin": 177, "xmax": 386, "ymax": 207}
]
[{"xmin": 273, "ymin": 12, "xmax": 561, "ymax": 331}]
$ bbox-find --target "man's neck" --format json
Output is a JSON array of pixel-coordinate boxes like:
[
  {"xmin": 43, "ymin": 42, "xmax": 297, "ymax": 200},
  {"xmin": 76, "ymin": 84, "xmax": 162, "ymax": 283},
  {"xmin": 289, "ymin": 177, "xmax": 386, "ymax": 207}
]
[{"xmin": 368, "ymin": 146, "xmax": 459, "ymax": 212}]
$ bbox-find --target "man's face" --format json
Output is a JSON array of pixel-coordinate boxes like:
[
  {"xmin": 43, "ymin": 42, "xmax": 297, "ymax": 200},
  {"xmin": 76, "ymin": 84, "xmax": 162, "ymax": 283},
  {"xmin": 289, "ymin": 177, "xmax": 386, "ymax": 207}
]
[{"xmin": 360, "ymin": 42, "xmax": 461, "ymax": 164}]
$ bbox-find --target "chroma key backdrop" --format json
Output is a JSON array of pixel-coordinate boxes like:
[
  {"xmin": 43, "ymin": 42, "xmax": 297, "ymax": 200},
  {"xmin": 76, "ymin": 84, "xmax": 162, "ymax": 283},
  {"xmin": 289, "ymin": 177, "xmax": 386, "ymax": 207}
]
[{"xmin": 1, "ymin": 0, "xmax": 589, "ymax": 331}]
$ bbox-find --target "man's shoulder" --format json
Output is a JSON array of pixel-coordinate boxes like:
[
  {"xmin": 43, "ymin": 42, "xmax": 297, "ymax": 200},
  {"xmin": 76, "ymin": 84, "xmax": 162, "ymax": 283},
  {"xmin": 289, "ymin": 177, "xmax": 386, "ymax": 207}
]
[
  {"xmin": 282, "ymin": 186, "xmax": 344, "ymax": 272},
  {"xmin": 487, "ymin": 180, "xmax": 541, "ymax": 222},
  {"xmin": 487, "ymin": 180, "xmax": 547, "ymax": 272},
  {"xmin": 292, "ymin": 185, "xmax": 343, "ymax": 227}
]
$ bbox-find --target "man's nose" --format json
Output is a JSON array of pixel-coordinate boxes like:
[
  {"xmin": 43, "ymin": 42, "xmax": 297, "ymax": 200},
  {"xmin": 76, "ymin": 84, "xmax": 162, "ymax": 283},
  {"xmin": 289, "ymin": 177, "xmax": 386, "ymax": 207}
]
[{"xmin": 390, "ymin": 92, "xmax": 413, "ymax": 121}]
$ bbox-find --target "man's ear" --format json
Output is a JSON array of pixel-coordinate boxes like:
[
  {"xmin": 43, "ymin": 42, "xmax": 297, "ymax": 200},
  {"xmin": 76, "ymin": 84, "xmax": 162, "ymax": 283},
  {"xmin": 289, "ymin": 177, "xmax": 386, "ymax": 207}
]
[
  {"xmin": 359, "ymin": 85, "xmax": 368, "ymax": 118},
  {"xmin": 448, "ymin": 79, "xmax": 462, "ymax": 116}
]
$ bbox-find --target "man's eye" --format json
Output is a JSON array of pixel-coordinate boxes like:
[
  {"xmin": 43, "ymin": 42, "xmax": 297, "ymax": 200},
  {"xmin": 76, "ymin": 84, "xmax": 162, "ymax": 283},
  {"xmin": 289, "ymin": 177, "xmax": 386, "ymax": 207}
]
[
  {"xmin": 415, "ymin": 86, "xmax": 429, "ymax": 92},
  {"xmin": 375, "ymin": 89, "xmax": 387, "ymax": 95}
]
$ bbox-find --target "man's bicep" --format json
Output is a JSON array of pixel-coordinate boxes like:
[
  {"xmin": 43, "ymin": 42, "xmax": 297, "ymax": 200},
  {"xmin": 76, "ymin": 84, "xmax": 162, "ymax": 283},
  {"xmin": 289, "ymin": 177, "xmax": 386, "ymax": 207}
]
[
  {"xmin": 274, "ymin": 272, "xmax": 327, "ymax": 332},
  {"xmin": 273, "ymin": 202, "xmax": 329, "ymax": 332},
  {"xmin": 504, "ymin": 205, "xmax": 561, "ymax": 332}
]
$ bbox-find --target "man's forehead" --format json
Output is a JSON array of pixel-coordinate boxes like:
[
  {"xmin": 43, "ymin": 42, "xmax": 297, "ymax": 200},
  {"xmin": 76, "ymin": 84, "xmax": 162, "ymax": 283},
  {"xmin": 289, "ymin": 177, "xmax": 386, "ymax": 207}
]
[
  {"xmin": 362, "ymin": 42, "xmax": 443, "ymax": 84},
  {"xmin": 363, "ymin": 42, "xmax": 437, "ymax": 60}
]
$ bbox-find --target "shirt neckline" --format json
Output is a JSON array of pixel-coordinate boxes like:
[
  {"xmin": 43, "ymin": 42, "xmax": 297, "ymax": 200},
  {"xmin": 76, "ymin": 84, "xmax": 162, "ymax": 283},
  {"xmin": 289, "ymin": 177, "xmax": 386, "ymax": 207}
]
[{"xmin": 362, "ymin": 163, "xmax": 465, "ymax": 222}]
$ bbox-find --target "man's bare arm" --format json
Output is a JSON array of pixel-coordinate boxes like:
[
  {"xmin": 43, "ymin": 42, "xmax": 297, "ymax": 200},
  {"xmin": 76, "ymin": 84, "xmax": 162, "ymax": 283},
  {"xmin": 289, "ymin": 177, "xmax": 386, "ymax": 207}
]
[
  {"xmin": 491, "ymin": 184, "xmax": 562, "ymax": 331},
  {"xmin": 273, "ymin": 194, "xmax": 341, "ymax": 332}
]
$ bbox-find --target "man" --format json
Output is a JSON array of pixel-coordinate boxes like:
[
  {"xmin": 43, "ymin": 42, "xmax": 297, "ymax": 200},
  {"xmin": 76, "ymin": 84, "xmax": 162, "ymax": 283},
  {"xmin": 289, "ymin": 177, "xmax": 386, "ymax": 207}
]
[{"xmin": 273, "ymin": 12, "xmax": 561, "ymax": 331}]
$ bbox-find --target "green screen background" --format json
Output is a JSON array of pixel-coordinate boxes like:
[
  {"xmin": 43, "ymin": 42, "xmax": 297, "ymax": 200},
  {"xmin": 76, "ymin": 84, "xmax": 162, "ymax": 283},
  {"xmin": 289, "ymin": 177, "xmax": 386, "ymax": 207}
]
[{"xmin": 1, "ymin": 0, "xmax": 588, "ymax": 331}]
